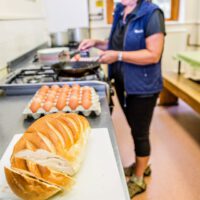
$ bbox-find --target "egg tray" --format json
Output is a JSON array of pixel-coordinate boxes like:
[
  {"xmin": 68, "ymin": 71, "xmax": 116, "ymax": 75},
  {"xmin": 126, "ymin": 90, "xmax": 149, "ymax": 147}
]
[{"xmin": 23, "ymin": 87, "xmax": 101, "ymax": 120}]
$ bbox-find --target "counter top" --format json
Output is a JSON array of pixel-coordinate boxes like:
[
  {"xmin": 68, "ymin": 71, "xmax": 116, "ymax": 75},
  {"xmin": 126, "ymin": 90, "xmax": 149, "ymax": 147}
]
[{"xmin": 0, "ymin": 94, "xmax": 130, "ymax": 200}]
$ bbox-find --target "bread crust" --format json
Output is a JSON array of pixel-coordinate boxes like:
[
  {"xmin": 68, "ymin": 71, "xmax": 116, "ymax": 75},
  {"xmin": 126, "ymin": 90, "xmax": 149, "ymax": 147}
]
[
  {"xmin": 5, "ymin": 113, "xmax": 90, "ymax": 200},
  {"xmin": 4, "ymin": 167, "xmax": 61, "ymax": 200}
]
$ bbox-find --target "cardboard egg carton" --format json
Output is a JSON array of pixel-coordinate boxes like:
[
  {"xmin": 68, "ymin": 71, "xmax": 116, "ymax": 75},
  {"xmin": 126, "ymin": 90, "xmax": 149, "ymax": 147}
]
[{"xmin": 23, "ymin": 86, "xmax": 101, "ymax": 119}]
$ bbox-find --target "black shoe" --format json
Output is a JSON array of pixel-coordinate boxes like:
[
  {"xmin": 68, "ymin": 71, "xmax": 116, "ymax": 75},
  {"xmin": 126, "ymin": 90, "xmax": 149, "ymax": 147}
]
[{"xmin": 124, "ymin": 163, "xmax": 151, "ymax": 177}]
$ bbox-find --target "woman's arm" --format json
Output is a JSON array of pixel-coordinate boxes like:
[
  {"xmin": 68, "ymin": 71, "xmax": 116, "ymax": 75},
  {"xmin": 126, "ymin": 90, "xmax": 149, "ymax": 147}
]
[
  {"xmin": 122, "ymin": 33, "xmax": 165, "ymax": 65},
  {"xmin": 99, "ymin": 33, "xmax": 165, "ymax": 65},
  {"xmin": 94, "ymin": 40, "xmax": 109, "ymax": 50},
  {"xmin": 78, "ymin": 39, "xmax": 108, "ymax": 51}
]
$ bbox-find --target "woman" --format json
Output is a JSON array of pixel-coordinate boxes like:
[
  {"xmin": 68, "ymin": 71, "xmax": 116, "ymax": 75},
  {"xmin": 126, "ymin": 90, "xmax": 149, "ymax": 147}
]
[{"xmin": 79, "ymin": 0, "xmax": 165, "ymax": 198}]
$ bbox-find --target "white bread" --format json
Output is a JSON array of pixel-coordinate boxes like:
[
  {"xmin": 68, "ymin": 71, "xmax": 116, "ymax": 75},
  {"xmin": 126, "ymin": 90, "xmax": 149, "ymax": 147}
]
[
  {"xmin": 5, "ymin": 113, "xmax": 91, "ymax": 199},
  {"xmin": 15, "ymin": 149, "xmax": 75, "ymax": 176},
  {"xmin": 4, "ymin": 167, "xmax": 61, "ymax": 200}
]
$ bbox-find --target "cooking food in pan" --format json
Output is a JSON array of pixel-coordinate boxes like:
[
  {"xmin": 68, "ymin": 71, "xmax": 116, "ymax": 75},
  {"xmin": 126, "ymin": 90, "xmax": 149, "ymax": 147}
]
[
  {"xmin": 24, "ymin": 84, "xmax": 101, "ymax": 118},
  {"xmin": 52, "ymin": 61, "xmax": 100, "ymax": 77},
  {"xmin": 4, "ymin": 113, "xmax": 91, "ymax": 200}
]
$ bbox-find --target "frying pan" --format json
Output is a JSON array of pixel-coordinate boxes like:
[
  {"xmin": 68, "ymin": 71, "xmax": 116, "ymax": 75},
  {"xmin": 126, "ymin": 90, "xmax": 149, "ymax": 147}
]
[{"xmin": 52, "ymin": 61, "xmax": 100, "ymax": 77}]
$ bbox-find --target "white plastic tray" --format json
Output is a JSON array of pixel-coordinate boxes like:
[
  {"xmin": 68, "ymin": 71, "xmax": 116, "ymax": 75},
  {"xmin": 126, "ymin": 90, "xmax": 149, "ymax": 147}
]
[{"xmin": 0, "ymin": 128, "xmax": 126, "ymax": 200}]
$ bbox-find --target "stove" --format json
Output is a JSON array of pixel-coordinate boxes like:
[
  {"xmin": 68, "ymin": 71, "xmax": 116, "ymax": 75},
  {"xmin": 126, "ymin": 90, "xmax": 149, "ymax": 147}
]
[
  {"xmin": 5, "ymin": 64, "xmax": 105, "ymax": 85},
  {"xmin": 0, "ymin": 60, "xmax": 109, "ymax": 97},
  {"xmin": 0, "ymin": 45, "xmax": 114, "ymax": 112}
]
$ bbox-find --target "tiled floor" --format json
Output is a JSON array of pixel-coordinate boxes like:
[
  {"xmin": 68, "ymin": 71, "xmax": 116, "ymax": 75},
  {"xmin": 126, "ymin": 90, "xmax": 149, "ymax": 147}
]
[{"xmin": 111, "ymin": 94, "xmax": 200, "ymax": 200}]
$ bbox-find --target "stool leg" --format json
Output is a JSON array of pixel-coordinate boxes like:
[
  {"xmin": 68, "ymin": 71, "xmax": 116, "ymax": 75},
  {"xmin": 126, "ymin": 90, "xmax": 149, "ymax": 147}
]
[
  {"xmin": 159, "ymin": 88, "xmax": 178, "ymax": 106},
  {"xmin": 178, "ymin": 61, "xmax": 181, "ymax": 75}
]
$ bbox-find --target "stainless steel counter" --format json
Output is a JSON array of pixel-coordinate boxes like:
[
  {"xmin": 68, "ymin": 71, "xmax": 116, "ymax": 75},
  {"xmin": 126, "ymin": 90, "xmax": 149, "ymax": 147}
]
[{"xmin": 0, "ymin": 94, "xmax": 130, "ymax": 200}]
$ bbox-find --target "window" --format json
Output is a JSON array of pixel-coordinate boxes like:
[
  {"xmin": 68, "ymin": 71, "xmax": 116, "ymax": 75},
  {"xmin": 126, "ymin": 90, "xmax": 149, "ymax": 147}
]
[
  {"xmin": 106, "ymin": 0, "xmax": 180, "ymax": 24},
  {"xmin": 153, "ymin": 0, "xmax": 179, "ymax": 20}
]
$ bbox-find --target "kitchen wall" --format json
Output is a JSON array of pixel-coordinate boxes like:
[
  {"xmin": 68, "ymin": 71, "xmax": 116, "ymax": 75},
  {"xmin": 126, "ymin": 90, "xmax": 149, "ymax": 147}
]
[
  {"xmin": 42, "ymin": 0, "xmax": 89, "ymax": 32},
  {"xmin": 89, "ymin": 0, "xmax": 200, "ymax": 72},
  {"xmin": 0, "ymin": 0, "xmax": 48, "ymax": 78}
]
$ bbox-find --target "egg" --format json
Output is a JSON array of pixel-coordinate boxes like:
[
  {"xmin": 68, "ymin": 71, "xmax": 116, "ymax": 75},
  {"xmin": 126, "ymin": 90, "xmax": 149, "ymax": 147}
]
[
  {"xmin": 68, "ymin": 95, "xmax": 79, "ymax": 110},
  {"xmin": 33, "ymin": 96, "xmax": 44, "ymax": 102},
  {"xmin": 39, "ymin": 85, "xmax": 49, "ymax": 93},
  {"xmin": 59, "ymin": 87, "xmax": 69, "ymax": 95},
  {"xmin": 59, "ymin": 93, "xmax": 67, "ymax": 99},
  {"xmin": 82, "ymin": 86, "xmax": 91, "ymax": 91},
  {"xmin": 62, "ymin": 84, "xmax": 70, "ymax": 90},
  {"xmin": 51, "ymin": 85, "xmax": 60, "ymax": 92},
  {"xmin": 82, "ymin": 91, "xmax": 91, "ymax": 98},
  {"xmin": 37, "ymin": 90, "xmax": 47, "ymax": 97},
  {"xmin": 43, "ymin": 101, "xmax": 54, "ymax": 112},
  {"xmin": 57, "ymin": 88, "xmax": 62, "ymax": 94},
  {"xmin": 30, "ymin": 99, "xmax": 41, "ymax": 113},
  {"xmin": 71, "ymin": 90, "xmax": 79, "ymax": 97},
  {"xmin": 81, "ymin": 98, "xmax": 92, "ymax": 110},
  {"xmin": 71, "ymin": 54, "xmax": 81, "ymax": 61},
  {"xmin": 72, "ymin": 84, "xmax": 80, "ymax": 90},
  {"xmin": 82, "ymin": 87, "xmax": 91, "ymax": 93},
  {"xmin": 46, "ymin": 94, "xmax": 56, "ymax": 102},
  {"xmin": 49, "ymin": 90, "xmax": 57, "ymax": 95},
  {"xmin": 56, "ymin": 97, "xmax": 66, "ymax": 111}
]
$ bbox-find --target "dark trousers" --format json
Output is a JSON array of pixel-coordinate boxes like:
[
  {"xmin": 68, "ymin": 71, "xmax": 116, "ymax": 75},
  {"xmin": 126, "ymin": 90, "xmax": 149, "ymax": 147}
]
[{"xmin": 112, "ymin": 64, "xmax": 158, "ymax": 157}]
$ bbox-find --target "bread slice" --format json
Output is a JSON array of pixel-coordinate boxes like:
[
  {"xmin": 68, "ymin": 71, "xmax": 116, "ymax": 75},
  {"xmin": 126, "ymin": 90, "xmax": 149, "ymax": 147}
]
[
  {"xmin": 4, "ymin": 167, "xmax": 61, "ymax": 200},
  {"xmin": 12, "ymin": 160, "xmax": 75, "ymax": 189},
  {"xmin": 14, "ymin": 149, "xmax": 75, "ymax": 176}
]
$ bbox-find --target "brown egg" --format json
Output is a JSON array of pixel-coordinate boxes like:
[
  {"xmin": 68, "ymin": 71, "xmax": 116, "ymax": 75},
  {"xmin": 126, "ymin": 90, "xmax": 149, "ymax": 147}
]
[
  {"xmin": 51, "ymin": 85, "xmax": 60, "ymax": 92},
  {"xmin": 73, "ymin": 54, "xmax": 81, "ymax": 61},
  {"xmin": 57, "ymin": 88, "xmax": 62, "ymax": 94},
  {"xmin": 48, "ymin": 89, "xmax": 57, "ymax": 94},
  {"xmin": 39, "ymin": 85, "xmax": 49, "ymax": 93},
  {"xmin": 56, "ymin": 97, "xmax": 66, "ymax": 111},
  {"xmin": 72, "ymin": 84, "xmax": 80, "ymax": 90},
  {"xmin": 69, "ymin": 95, "xmax": 79, "ymax": 110},
  {"xmin": 82, "ymin": 89, "xmax": 91, "ymax": 94},
  {"xmin": 46, "ymin": 94, "xmax": 56, "ymax": 102},
  {"xmin": 82, "ymin": 98, "xmax": 92, "ymax": 110},
  {"xmin": 33, "ymin": 96, "xmax": 44, "ymax": 102},
  {"xmin": 60, "ymin": 89, "xmax": 69, "ymax": 96},
  {"xmin": 37, "ymin": 90, "xmax": 47, "ymax": 97},
  {"xmin": 58, "ymin": 93, "xmax": 67, "ymax": 99},
  {"xmin": 82, "ymin": 86, "xmax": 91, "ymax": 91},
  {"xmin": 62, "ymin": 84, "xmax": 70, "ymax": 90},
  {"xmin": 82, "ymin": 92, "xmax": 91, "ymax": 99},
  {"xmin": 71, "ymin": 90, "xmax": 79, "ymax": 97},
  {"xmin": 43, "ymin": 101, "xmax": 54, "ymax": 112},
  {"xmin": 30, "ymin": 99, "xmax": 41, "ymax": 113}
]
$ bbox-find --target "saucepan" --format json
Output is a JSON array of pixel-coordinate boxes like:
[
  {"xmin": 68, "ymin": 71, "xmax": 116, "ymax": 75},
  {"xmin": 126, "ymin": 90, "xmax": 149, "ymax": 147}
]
[{"xmin": 50, "ymin": 31, "xmax": 69, "ymax": 47}]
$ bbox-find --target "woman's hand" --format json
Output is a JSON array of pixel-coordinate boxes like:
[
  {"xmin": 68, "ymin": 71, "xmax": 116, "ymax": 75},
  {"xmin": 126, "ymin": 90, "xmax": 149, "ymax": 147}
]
[
  {"xmin": 78, "ymin": 39, "xmax": 96, "ymax": 51},
  {"xmin": 98, "ymin": 50, "xmax": 118, "ymax": 64}
]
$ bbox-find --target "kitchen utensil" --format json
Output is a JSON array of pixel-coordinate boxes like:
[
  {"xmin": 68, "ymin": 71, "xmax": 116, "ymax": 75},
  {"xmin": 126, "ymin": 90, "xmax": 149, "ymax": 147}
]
[
  {"xmin": 52, "ymin": 61, "xmax": 100, "ymax": 77},
  {"xmin": 68, "ymin": 28, "xmax": 89, "ymax": 43},
  {"xmin": 50, "ymin": 31, "xmax": 69, "ymax": 47}
]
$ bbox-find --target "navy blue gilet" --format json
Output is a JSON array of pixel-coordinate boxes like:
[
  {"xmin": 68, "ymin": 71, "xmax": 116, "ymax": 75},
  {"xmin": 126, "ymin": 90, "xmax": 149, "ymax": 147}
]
[{"xmin": 108, "ymin": 0, "xmax": 164, "ymax": 95}]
